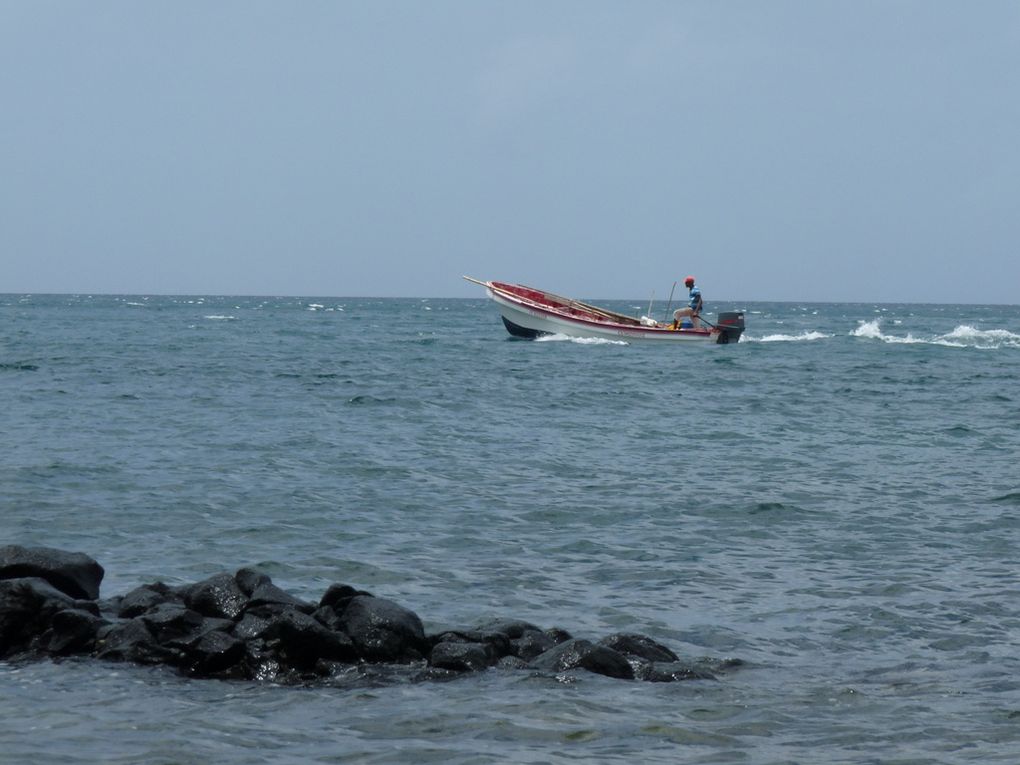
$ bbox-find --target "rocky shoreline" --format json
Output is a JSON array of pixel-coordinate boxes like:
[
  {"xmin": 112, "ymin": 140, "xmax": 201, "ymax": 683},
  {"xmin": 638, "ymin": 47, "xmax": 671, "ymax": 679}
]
[{"xmin": 0, "ymin": 545, "xmax": 741, "ymax": 686}]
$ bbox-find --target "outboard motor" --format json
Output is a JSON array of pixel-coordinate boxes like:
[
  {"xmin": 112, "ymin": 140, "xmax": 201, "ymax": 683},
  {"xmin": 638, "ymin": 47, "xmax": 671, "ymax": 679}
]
[{"xmin": 715, "ymin": 312, "xmax": 745, "ymax": 344}]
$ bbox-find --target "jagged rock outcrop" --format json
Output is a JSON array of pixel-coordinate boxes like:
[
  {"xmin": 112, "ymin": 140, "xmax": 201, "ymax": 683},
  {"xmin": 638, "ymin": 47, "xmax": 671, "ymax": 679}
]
[{"xmin": 0, "ymin": 545, "xmax": 742, "ymax": 687}]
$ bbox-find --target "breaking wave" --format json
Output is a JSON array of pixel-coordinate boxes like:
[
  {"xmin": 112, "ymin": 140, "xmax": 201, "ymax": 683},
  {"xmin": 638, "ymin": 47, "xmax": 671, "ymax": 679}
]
[
  {"xmin": 852, "ymin": 320, "xmax": 1020, "ymax": 349},
  {"xmin": 745, "ymin": 331, "xmax": 831, "ymax": 343},
  {"xmin": 535, "ymin": 333, "xmax": 629, "ymax": 346}
]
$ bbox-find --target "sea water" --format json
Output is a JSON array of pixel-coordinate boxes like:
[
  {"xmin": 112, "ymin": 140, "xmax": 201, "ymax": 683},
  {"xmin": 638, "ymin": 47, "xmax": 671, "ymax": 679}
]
[{"xmin": 2, "ymin": 294, "xmax": 1019, "ymax": 764}]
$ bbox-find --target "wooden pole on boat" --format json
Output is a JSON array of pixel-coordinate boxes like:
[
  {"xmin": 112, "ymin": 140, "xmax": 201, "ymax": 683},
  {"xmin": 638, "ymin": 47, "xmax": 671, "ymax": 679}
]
[{"xmin": 663, "ymin": 281, "xmax": 677, "ymax": 323}]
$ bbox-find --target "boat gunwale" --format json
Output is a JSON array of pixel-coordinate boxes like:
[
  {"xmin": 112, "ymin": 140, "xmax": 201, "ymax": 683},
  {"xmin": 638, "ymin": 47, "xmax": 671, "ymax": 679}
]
[{"xmin": 487, "ymin": 281, "xmax": 714, "ymax": 338}]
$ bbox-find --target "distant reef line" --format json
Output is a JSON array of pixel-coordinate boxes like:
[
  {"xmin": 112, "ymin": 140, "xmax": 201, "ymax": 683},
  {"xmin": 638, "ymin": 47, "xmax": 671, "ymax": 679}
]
[{"xmin": 0, "ymin": 545, "xmax": 742, "ymax": 687}]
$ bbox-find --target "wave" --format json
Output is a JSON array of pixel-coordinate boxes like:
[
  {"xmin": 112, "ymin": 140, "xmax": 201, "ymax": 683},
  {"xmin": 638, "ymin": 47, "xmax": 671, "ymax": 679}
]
[
  {"xmin": 852, "ymin": 319, "xmax": 1020, "ymax": 349},
  {"xmin": 535, "ymin": 333, "xmax": 629, "ymax": 346},
  {"xmin": 744, "ymin": 331, "xmax": 831, "ymax": 343},
  {"xmin": 203, "ymin": 315, "xmax": 236, "ymax": 321}
]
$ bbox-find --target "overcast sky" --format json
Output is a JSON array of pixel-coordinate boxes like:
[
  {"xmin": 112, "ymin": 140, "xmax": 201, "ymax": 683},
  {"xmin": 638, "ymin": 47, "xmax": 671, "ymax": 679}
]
[{"xmin": 1, "ymin": 2, "xmax": 1017, "ymax": 302}]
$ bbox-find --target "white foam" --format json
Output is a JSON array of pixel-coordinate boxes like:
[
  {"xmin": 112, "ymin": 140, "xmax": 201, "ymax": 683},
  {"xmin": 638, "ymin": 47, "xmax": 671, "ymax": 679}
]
[
  {"xmin": 204, "ymin": 315, "xmax": 236, "ymax": 321},
  {"xmin": 746, "ymin": 331, "xmax": 831, "ymax": 343},
  {"xmin": 535, "ymin": 333, "xmax": 628, "ymax": 346},
  {"xmin": 852, "ymin": 319, "xmax": 1020, "ymax": 349}
]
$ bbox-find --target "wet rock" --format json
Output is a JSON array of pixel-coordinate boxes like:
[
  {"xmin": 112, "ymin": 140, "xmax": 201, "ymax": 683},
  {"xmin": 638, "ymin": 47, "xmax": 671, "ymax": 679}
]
[
  {"xmin": 262, "ymin": 608, "xmax": 358, "ymax": 670},
  {"xmin": 182, "ymin": 573, "xmax": 248, "ymax": 620},
  {"xmin": 0, "ymin": 577, "xmax": 77, "ymax": 657},
  {"xmin": 1, "ymin": 547, "xmax": 742, "ymax": 689},
  {"xmin": 429, "ymin": 641, "xmax": 491, "ymax": 672},
  {"xmin": 181, "ymin": 629, "xmax": 247, "ymax": 677},
  {"xmin": 0, "ymin": 545, "xmax": 104, "ymax": 600},
  {"xmin": 141, "ymin": 603, "xmax": 207, "ymax": 645},
  {"xmin": 338, "ymin": 595, "xmax": 428, "ymax": 663},
  {"xmin": 44, "ymin": 608, "xmax": 107, "ymax": 655},
  {"xmin": 645, "ymin": 661, "xmax": 717, "ymax": 682},
  {"xmin": 95, "ymin": 618, "xmax": 176, "ymax": 665},
  {"xmin": 234, "ymin": 567, "xmax": 271, "ymax": 597},
  {"xmin": 246, "ymin": 582, "xmax": 314, "ymax": 614},
  {"xmin": 429, "ymin": 629, "xmax": 511, "ymax": 661},
  {"xmin": 599, "ymin": 633, "xmax": 679, "ymax": 663},
  {"xmin": 117, "ymin": 582, "xmax": 182, "ymax": 618},
  {"xmin": 319, "ymin": 583, "xmax": 372, "ymax": 612},
  {"xmin": 530, "ymin": 638, "xmax": 634, "ymax": 680}
]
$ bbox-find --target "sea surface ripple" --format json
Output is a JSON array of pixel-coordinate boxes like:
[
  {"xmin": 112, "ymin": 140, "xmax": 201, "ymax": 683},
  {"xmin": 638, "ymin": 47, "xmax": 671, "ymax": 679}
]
[{"xmin": 2, "ymin": 294, "xmax": 1020, "ymax": 764}]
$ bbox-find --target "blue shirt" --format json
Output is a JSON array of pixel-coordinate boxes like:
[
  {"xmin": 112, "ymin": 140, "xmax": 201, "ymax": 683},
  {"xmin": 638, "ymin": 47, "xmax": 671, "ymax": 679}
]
[{"xmin": 688, "ymin": 285, "xmax": 702, "ymax": 312}]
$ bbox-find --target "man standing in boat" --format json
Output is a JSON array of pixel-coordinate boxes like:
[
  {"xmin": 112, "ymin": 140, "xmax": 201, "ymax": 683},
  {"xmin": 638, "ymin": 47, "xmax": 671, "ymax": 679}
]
[{"xmin": 672, "ymin": 276, "xmax": 702, "ymax": 330}]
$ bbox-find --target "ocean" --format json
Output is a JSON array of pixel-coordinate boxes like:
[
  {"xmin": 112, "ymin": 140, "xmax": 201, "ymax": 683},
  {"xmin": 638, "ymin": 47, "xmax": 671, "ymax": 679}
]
[{"xmin": 2, "ymin": 293, "xmax": 1019, "ymax": 764}]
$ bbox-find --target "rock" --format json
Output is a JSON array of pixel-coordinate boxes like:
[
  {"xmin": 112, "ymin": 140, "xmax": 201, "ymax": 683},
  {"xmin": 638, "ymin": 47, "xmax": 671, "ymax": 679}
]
[
  {"xmin": 429, "ymin": 641, "xmax": 491, "ymax": 672},
  {"xmin": 429, "ymin": 629, "xmax": 511, "ymax": 661},
  {"xmin": 95, "ymin": 618, "xmax": 175, "ymax": 665},
  {"xmin": 0, "ymin": 577, "xmax": 77, "ymax": 657},
  {"xmin": 319, "ymin": 583, "xmax": 372, "ymax": 612},
  {"xmin": 645, "ymin": 661, "xmax": 717, "ymax": 682},
  {"xmin": 0, "ymin": 545, "xmax": 104, "ymax": 600},
  {"xmin": 234, "ymin": 567, "xmax": 271, "ymax": 597},
  {"xmin": 141, "ymin": 604, "xmax": 207, "ymax": 645},
  {"xmin": 181, "ymin": 630, "xmax": 247, "ymax": 677},
  {"xmin": 246, "ymin": 582, "xmax": 314, "ymax": 614},
  {"xmin": 599, "ymin": 633, "xmax": 679, "ymax": 663},
  {"xmin": 339, "ymin": 596, "xmax": 428, "ymax": 663},
  {"xmin": 475, "ymin": 618, "xmax": 545, "ymax": 639},
  {"xmin": 45, "ymin": 608, "xmax": 107, "ymax": 655},
  {"xmin": 182, "ymin": 573, "xmax": 248, "ymax": 620},
  {"xmin": 117, "ymin": 582, "xmax": 181, "ymax": 618},
  {"xmin": 261, "ymin": 609, "xmax": 358, "ymax": 670},
  {"xmin": 510, "ymin": 630, "xmax": 557, "ymax": 661},
  {"xmin": 473, "ymin": 619, "xmax": 561, "ymax": 660},
  {"xmin": 496, "ymin": 654, "xmax": 530, "ymax": 670},
  {"xmin": 530, "ymin": 638, "xmax": 634, "ymax": 680},
  {"xmin": 1, "ymin": 548, "xmax": 740, "ymax": 688}
]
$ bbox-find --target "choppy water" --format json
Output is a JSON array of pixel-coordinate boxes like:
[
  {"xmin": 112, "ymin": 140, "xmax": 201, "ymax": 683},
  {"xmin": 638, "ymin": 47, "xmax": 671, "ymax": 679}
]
[{"xmin": 3, "ymin": 293, "xmax": 1020, "ymax": 764}]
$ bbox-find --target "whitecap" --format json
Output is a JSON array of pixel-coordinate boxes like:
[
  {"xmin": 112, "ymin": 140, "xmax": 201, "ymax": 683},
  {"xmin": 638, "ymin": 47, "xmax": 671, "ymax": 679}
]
[
  {"xmin": 852, "ymin": 319, "xmax": 1020, "ymax": 349},
  {"xmin": 535, "ymin": 333, "xmax": 628, "ymax": 346},
  {"xmin": 204, "ymin": 315, "xmax": 236, "ymax": 321},
  {"xmin": 747, "ymin": 331, "xmax": 831, "ymax": 343}
]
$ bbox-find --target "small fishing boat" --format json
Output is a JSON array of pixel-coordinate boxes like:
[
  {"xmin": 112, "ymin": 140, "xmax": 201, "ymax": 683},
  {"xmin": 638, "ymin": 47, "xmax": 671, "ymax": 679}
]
[{"xmin": 464, "ymin": 277, "xmax": 745, "ymax": 344}]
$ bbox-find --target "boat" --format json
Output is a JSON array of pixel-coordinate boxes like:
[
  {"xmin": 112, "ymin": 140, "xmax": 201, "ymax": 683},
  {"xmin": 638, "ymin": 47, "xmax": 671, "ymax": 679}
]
[{"xmin": 464, "ymin": 277, "xmax": 745, "ymax": 344}]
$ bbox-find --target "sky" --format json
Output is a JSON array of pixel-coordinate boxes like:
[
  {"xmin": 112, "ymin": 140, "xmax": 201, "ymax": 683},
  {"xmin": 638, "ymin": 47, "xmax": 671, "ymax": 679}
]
[{"xmin": 1, "ymin": 1, "xmax": 1017, "ymax": 303}]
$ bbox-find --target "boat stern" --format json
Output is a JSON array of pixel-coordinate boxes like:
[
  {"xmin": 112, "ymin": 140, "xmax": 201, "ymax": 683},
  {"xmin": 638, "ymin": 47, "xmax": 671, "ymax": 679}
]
[{"xmin": 715, "ymin": 312, "xmax": 745, "ymax": 344}]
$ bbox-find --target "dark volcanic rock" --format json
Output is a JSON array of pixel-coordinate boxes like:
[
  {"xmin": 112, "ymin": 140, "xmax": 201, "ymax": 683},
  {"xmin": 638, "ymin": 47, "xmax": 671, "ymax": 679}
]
[
  {"xmin": 141, "ymin": 604, "xmax": 207, "ymax": 645},
  {"xmin": 429, "ymin": 629, "xmax": 510, "ymax": 661},
  {"xmin": 44, "ymin": 608, "xmax": 107, "ymax": 655},
  {"xmin": 530, "ymin": 638, "xmax": 635, "ymax": 680},
  {"xmin": 429, "ymin": 641, "xmax": 492, "ymax": 672},
  {"xmin": 181, "ymin": 629, "xmax": 247, "ymax": 677},
  {"xmin": 599, "ymin": 633, "xmax": 679, "ymax": 663},
  {"xmin": 182, "ymin": 573, "xmax": 248, "ymax": 620},
  {"xmin": 339, "ymin": 595, "xmax": 428, "ymax": 663},
  {"xmin": 0, "ymin": 545, "xmax": 104, "ymax": 600},
  {"xmin": 262, "ymin": 608, "xmax": 358, "ymax": 670},
  {"xmin": 319, "ymin": 583, "xmax": 372, "ymax": 612},
  {"xmin": 117, "ymin": 582, "xmax": 182, "ymax": 618},
  {"xmin": 2, "ymin": 547, "xmax": 742, "ymax": 688},
  {"xmin": 0, "ymin": 577, "xmax": 77, "ymax": 656},
  {"xmin": 95, "ymin": 618, "xmax": 176, "ymax": 665},
  {"xmin": 246, "ymin": 582, "xmax": 314, "ymax": 614},
  {"xmin": 234, "ymin": 567, "xmax": 271, "ymax": 597},
  {"xmin": 645, "ymin": 661, "xmax": 717, "ymax": 682}
]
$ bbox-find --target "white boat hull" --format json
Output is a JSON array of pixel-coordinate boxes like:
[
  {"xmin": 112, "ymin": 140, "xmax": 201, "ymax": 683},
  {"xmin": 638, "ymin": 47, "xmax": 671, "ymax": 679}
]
[{"xmin": 490, "ymin": 289, "xmax": 720, "ymax": 343}]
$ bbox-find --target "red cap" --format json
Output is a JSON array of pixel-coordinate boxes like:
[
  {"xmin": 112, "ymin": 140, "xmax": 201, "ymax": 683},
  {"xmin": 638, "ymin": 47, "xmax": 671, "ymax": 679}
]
[{"xmin": 684, "ymin": 275, "xmax": 695, "ymax": 286}]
